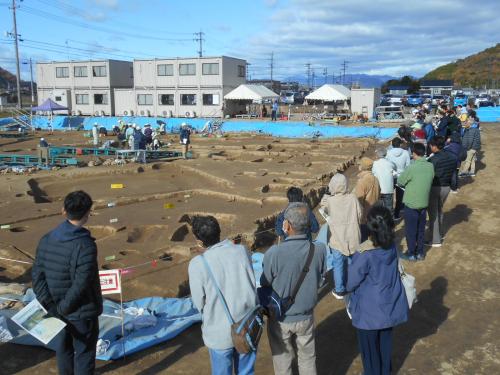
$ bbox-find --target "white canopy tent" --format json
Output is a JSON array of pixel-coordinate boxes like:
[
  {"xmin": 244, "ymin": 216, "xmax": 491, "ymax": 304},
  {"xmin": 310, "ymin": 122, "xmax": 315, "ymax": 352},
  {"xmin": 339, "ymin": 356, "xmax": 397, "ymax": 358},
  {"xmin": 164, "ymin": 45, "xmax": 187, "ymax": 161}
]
[
  {"xmin": 224, "ymin": 84, "xmax": 279, "ymax": 102},
  {"xmin": 305, "ymin": 84, "xmax": 351, "ymax": 102}
]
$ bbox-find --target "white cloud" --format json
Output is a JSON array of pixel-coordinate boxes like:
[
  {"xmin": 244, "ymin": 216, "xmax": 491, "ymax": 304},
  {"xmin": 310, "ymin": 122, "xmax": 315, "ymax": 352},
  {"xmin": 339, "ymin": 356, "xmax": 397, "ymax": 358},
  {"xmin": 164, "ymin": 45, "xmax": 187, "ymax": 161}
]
[{"xmin": 233, "ymin": 0, "xmax": 500, "ymax": 78}]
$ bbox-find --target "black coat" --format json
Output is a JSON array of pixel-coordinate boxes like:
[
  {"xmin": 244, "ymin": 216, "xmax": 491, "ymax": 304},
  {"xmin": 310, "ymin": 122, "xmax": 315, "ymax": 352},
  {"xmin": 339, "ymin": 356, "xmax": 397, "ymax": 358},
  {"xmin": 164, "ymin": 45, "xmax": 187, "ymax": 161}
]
[
  {"xmin": 429, "ymin": 150, "xmax": 457, "ymax": 187},
  {"xmin": 32, "ymin": 220, "xmax": 103, "ymax": 320}
]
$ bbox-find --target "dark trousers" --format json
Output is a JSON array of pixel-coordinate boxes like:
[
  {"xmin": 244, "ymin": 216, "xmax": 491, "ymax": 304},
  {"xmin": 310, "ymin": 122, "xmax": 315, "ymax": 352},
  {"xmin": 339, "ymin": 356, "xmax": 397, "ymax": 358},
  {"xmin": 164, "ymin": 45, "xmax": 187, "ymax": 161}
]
[
  {"xmin": 271, "ymin": 109, "xmax": 277, "ymax": 121},
  {"xmin": 450, "ymin": 168, "xmax": 459, "ymax": 191},
  {"xmin": 394, "ymin": 185, "xmax": 404, "ymax": 219},
  {"xmin": 404, "ymin": 207, "xmax": 427, "ymax": 257},
  {"xmin": 357, "ymin": 327, "xmax": 393, "ymax": 375},
  {"xmin": 379, "ymin": 193, "xmax": 393, "ymax": 216},
  {"xmin": 55, "ymin": 317, "xmax": 99, "ymax": 375}
]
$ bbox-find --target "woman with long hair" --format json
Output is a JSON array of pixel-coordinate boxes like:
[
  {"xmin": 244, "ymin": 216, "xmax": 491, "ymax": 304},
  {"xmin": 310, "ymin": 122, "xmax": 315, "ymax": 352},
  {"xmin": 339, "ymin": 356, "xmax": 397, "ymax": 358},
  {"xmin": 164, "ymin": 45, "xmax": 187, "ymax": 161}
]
[{"xmin": 347, "ymin": 205, "xmax": 409, "ymax": 375}]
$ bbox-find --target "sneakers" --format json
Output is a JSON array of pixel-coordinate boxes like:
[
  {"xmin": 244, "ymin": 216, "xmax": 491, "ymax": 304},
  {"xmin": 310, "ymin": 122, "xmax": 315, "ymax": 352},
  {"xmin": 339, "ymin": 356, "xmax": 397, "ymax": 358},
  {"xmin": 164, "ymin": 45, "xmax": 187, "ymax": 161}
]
[
  {"xmin": 425, "ymin": 241, "xmax": 442, "ymax": 248},
  {"xmin": 469, "ymin": 173, "xmax": 476, "ymax": 177},
  {"xmin": 393, "ymin": 216, "xmax": 402, "ymax": 222},
  {"xmin": 416, "ymin": 254, "xmax": 426, "ymax": 261},
  {"xmin": 331, "ymin": 291, "xmax": 347, "ymax": 300},
  {"xmin": 450, "ymin": 189, "xmax": 459, "ymax": 194},
  {"xmin": 400, "ymin": 252, "xmax": 417, "ymax": 262}
]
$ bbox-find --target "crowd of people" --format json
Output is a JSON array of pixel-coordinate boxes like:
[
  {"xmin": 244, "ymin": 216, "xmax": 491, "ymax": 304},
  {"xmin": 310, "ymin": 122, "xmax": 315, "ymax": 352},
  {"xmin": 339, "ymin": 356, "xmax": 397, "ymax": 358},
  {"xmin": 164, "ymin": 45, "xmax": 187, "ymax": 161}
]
[{"xmin": 30, "ymin": 103, "xmax": 481, "ymax": 375}]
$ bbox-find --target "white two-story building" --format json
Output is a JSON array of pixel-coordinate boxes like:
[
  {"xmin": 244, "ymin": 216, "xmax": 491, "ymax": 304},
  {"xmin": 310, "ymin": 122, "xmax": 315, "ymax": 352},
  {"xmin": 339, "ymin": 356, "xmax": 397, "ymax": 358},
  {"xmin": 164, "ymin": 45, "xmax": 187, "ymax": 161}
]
[
  {"xmin": 36, "ymin": 59, "xmax": 133, "ymax": 116},
  {"xmin": 114, "ymin": 56, "xmax": 246, "ymax": 118}
]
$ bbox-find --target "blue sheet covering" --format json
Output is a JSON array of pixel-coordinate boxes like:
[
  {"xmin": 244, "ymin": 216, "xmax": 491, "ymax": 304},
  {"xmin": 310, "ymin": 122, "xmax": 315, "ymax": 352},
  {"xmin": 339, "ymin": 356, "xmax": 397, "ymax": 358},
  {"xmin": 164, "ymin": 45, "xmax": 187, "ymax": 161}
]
[
  {"xmin": 0, "ymin": 289, "xmax": 201, "ymax": 360},
  {"xmin": 15, "ymin": 115, "xmax": 398, "ymax": 139},
  {"xmin": 476, "ymin": 107, "xmax": 500, "ymax": 122}
]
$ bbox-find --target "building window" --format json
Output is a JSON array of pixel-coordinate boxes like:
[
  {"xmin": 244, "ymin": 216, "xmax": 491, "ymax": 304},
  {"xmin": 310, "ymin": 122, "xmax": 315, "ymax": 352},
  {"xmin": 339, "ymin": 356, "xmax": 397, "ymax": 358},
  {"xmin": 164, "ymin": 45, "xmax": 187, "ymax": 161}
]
[
  {"xmin": 137, "ymin": 94, "xmax": 153, "ymax": 105},
  {"xmin": 202, "ymin": 63, "xmax": 219, "ymax": 75},
  {"xmin": 203, "ymin": 94, "xmax": 220, "ymax": 105},
  {"xmin": 55, "ymin": 67, "xmax": 69, "ymax": 78},
  {"xmin": 157, "ymin": 64, "xmax": 174, "ymax": 76},
  {"xmin": 238, "ymin": 65, "xmax": 245, "ymax": 77},
  {"xmin": 55, "ymin": 96, "xmax": 62, "ymax": 101},
  {"xmin": 181, "ymin": 94, "xmax": 196, "ymax": 105},
  {"xmin": 94, "ymin": 93, "xmax": 108, "ymax": 105},
  {"xmin": 179, "ymin": 63, "xmax": 196, "ymax": 76},
  {"xmin": 92, "ymin": 66, "xmax": 107, "ymax": 77},
  {"xmin": 74, "ymin": 66, "xmax": 88, "ymax": 77},
  {"xmin": 159, "ymin": 94, "xmax": 174, "ymax": 105},
  {"xmin": 75, "ymin": 94, "xmax": 89, "ymax": 105}
]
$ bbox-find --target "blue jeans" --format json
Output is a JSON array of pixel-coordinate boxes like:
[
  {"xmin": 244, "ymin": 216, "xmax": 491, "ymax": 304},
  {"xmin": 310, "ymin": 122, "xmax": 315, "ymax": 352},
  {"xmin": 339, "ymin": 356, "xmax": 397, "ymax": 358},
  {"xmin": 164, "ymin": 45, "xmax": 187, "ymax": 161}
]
[
  {"xmin": 208, "ymin": 347, "xmax": 256, "ymax": 375},
  {"xmin": 330, "ymin": 248, "xmax": 347, "ymax": 293}
]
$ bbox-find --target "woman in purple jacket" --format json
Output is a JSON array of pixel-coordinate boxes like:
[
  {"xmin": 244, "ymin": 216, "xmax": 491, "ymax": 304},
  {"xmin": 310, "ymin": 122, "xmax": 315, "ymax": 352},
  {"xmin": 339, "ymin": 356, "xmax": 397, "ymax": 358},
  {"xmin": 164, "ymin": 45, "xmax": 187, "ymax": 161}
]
[{"xmin": 347, "ymin": 205, "xmax": 408, "ymax": 375}]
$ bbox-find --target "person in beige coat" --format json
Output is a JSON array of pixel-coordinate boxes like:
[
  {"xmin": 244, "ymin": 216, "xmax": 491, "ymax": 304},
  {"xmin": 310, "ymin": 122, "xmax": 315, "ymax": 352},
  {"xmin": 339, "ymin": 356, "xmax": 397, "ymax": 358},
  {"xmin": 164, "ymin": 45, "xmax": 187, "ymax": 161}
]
[
  {"xmin": 320, "ymin": 173, "xmax": 362, "ymax": 299},
  {"xmin": 354, "ymin": 157, "xmax": 380, "ymax": 225}
]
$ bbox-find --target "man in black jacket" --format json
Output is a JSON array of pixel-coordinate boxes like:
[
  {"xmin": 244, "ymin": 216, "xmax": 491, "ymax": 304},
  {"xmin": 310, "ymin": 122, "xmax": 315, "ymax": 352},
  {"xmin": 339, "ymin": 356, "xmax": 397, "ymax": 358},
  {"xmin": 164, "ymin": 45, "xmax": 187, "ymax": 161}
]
[
  {"xmin": 427, "ymin": 136, "xmax": 457, "ymax": 247},
  {"xmin": 33, "ymin": 190, "xmax": 102, "ymax": 375}
]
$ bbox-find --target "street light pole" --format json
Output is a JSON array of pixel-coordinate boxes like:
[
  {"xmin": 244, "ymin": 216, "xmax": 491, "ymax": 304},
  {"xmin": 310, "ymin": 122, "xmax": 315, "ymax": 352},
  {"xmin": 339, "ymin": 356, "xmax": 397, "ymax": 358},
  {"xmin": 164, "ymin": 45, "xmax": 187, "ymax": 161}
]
[{"xmin": 11, "ymin": 0, "xmax": 22, "ymax": 108}]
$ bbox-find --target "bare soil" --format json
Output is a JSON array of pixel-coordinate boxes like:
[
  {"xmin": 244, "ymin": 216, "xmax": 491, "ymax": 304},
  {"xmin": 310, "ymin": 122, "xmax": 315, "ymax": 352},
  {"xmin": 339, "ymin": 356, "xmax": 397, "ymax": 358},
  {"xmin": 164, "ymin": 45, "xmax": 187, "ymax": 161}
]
[{"xmin": 1, "ymin": 125, "xmax": 499, "ymax": 374}]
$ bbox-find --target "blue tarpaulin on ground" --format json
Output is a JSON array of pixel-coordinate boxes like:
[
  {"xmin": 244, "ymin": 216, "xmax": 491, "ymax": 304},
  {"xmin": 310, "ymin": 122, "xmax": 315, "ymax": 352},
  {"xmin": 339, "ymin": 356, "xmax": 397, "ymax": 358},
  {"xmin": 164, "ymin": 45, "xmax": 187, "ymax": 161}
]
[
  {"xmin": 20, "ymin": 115, "xmax": 398, "ymax": 139},
  {"xmin": 477, "ymin": 107, "xmax": 500, "ymax": 122},
  {"xmin": 0, "ymin": 289, "xmax": 201, "ymax": 360}
]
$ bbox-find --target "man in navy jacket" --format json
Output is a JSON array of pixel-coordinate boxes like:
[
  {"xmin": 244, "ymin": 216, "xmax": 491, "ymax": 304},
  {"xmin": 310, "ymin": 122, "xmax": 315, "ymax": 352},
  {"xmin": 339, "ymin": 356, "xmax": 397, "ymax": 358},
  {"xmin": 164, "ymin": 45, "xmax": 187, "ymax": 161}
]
[{"xmin": 33, "ymin": 190, "xmax": 102, "ymax": 375}]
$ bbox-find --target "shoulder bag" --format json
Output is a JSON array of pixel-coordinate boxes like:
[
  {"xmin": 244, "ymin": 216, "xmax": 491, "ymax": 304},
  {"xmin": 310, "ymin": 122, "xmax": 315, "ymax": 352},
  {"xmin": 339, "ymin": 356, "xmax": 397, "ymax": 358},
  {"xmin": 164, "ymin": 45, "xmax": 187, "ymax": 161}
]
[
  {"xmin": 258, "ymin": 242, "xmax": 315, "ymax": 321},
  {"xmin": 397, "ymin": 251, "xmax": 417, "ymax": 309},
  {"xmin": 200, "ymin": 255, "xmax": 264, "ymax": 354}
]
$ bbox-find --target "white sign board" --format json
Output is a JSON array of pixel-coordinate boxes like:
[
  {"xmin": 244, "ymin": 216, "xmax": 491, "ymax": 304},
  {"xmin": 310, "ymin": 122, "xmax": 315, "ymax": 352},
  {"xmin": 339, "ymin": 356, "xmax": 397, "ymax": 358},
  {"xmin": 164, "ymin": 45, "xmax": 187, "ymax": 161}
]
[
  {"xmin": 99, "ymin": 269, "xmax": 122, "ymax": 295},
  {"xmin": 11, "ymin": 299, "xmax": 66, "ymax": 345}
]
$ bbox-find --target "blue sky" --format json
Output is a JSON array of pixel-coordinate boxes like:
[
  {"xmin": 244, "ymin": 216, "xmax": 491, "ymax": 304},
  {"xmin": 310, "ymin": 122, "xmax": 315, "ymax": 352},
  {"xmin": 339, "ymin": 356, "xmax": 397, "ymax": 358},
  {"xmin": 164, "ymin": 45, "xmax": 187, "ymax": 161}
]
[{"xmin": 0, "ymin": 0, "xmax": 499, "ymax": 81}]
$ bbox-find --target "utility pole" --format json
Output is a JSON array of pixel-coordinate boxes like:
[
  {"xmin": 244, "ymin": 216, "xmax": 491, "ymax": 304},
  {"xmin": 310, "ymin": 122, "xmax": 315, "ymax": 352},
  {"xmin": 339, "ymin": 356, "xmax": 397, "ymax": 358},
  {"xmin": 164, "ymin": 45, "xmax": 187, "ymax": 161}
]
[
  {"xmin": 311, "ymin": 68, "xmax": 315, "ymax": 90},
  {"xmin": 22, "ymin": 58, "xmax": 34, "ymax": 103},
  {"xmin": 323, "ymin": 67, "xmax": 328, "ymax": 85},
  {"xmin": 305, "ymin": 62, "xmax": 311, "ymax": 89},
  {"xmin": 11, "ymin": 0, "xmax": 22, "ymax": 108},
  {"xmin": 245, "ymin": 62, "xmax": 250, "ymax": 82},
  {"xmin": 194, "ymin": 30, "xmax": 205, "ymax": 57},
  {"xmin": 341, "ymin": 60, "xmax": 349, "ymax": 85},
  {"xmin": 332, "ymin": 72, "xmax": 335, "ymax": 84},
  {"xmin": 269, "ymin": 52, "xmax": 274, "ymax": 83}
]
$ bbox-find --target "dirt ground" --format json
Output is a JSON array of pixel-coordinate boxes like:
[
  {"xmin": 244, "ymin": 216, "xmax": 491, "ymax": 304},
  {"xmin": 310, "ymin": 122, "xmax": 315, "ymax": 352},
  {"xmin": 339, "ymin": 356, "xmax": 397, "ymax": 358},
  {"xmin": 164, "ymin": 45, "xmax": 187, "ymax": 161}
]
[{"xmin": 1, "ymin": 125, "xmax": 499, "ymax": 374}]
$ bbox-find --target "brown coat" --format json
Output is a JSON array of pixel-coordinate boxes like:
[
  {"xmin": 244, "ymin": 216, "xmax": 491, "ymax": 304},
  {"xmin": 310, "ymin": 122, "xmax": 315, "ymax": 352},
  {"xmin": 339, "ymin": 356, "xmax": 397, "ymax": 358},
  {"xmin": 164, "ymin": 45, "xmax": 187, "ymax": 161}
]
[
  {"xmin": 320, "ymin": 174, "xmax": 362, "ymax": 255},
  {"xmin": 354, "ymin": 171, "xmax": 380, "ymax": 223}
]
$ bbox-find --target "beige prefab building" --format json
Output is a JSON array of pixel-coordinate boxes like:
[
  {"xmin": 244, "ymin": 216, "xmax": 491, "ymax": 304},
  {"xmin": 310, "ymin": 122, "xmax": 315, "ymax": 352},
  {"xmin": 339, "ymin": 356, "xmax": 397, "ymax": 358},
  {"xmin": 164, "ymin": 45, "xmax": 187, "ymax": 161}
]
[
  {"xmin": 114, "ymin": 56, "xmax": 247, "ymax": 118},
  {"xmin": 36, "ymin": 59, "xmax": 133, "ymax": 116}
]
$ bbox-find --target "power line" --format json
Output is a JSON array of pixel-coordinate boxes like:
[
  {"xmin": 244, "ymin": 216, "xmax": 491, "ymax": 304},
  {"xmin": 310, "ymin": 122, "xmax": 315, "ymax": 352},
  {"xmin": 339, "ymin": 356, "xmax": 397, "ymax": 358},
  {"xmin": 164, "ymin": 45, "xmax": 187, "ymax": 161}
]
[{"xmin": 19, "ymin": 5, "xmax": 192, "ymax": 43}]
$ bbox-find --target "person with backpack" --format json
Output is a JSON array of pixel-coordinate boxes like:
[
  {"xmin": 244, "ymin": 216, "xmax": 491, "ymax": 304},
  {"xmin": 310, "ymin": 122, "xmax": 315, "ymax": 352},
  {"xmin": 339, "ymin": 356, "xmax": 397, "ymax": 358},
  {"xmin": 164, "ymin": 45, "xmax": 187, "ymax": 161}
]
[
  {"xmin": 188, "ymin": 216, "xmax": 258, "ymax": 375},
  {"xmin": 261, "ymin": 202, "xmax": 326, "ymax": 375},
  {"xmin": 444, "ymin": 133, "xmax": 467, "ymax": 193}
]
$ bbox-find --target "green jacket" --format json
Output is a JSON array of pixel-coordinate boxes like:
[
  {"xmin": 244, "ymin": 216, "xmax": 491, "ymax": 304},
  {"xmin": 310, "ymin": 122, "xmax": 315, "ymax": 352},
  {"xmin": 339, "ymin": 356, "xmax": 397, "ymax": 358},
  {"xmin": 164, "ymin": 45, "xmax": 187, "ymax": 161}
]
[{"xmin": 397, "ymin": 158, "xmax": 434, "ymax": 209}]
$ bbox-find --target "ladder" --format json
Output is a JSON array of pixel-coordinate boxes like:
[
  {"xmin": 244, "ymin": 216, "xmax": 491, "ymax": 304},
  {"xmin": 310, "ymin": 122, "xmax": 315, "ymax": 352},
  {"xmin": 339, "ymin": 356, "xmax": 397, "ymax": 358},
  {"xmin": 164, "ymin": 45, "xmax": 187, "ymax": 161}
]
[{"xmin": 8, "ymin": 108, "xmax": 33, "ymax": 131}]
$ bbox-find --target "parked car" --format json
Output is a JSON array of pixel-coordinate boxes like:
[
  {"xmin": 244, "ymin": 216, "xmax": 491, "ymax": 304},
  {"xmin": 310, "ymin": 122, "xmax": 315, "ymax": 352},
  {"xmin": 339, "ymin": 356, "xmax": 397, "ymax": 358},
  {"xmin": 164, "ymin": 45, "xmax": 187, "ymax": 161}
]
[
  {"xmin": 475, "ymin": 93, "xmax": 491, "ymax": 107},
  {"xmin": 421, "ymin": 94, "xmax": 432, "ymax": 103},
  {"xmin": 280, "ymin": 92, "xmax": 296, "ymax": 104},
  {"xmin": 478, "ymin": 100, "xmax": 495, "ymax": 107},
  {"xmin": 431, "ymin": 94, "xmax": 447, "ymax": 107},
  {"xmin": 453, "ymin": 94, "xmax": 468, "ymax": 107},
  {"xmin": 407, "ymin": 94, "xmax": 424, "ymax": 106},
  {"xmin": 388, "ymin": 96, "xmax": 403, "ymax": 106}
]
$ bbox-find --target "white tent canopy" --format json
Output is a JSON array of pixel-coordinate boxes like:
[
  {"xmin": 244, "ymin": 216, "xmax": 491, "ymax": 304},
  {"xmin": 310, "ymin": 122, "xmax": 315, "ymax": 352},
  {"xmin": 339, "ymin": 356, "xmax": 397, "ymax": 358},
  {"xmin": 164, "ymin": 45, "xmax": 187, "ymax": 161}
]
[
  {"xmin": 305, "ymin": 84, "xmax": 351, "ymax": 102},
  {"xmin": 224, "ymin": 84, "xmax": 279, "ymax": 101}
]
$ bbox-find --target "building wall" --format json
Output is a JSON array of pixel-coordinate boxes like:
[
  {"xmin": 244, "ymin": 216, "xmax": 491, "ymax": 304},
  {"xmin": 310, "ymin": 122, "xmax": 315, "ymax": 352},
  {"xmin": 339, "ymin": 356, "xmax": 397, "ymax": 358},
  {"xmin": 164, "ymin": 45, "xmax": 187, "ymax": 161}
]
[
  {"xmin": 36, "ymin": 60, "xmax": 133, "ymax": 115},
  {"xmin": 114, "ymin": 88, "xmax": 224, "ymax": 118},
  {"xmin": 351, "ymin": 88, "xmax": 381, "ymax": 118},
  {"xmin": 421, "ymin": 86, "xmax": 453, "ymax": 95}
]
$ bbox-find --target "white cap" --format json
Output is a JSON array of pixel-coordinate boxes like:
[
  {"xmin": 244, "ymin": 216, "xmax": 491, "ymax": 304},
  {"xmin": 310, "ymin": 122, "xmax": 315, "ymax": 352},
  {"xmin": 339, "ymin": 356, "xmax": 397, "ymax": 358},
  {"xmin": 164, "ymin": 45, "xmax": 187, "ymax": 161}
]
[
  {"xmin": 94, "ymin": 122, "xmax": 98, "ymax": 126},
  {"xmin": 40, "ymin": 137, "xmax": 45, "ymax": 141},
  {"xmin": 181, "ymin": 122, "xmax": 187, "ymax": 127}
]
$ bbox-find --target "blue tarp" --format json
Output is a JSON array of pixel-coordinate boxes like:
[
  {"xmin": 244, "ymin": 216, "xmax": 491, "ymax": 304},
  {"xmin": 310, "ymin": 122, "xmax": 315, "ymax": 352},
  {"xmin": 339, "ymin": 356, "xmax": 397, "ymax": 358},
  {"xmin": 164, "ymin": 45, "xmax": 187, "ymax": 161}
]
[
  {"xmin": 0, "ymin": 289, "xmax": 201, "ymax": 360},
  {"xmin": 22, "ymin": 115, "xmax": 397, "ymax": 139},
  {"xmin": 477, "ymin": 107, "xmax": 500, "ymax": 122}
]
